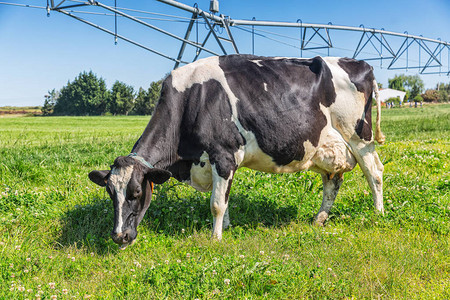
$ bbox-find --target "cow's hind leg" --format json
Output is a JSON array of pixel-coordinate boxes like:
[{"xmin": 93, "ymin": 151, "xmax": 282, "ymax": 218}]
[
  {"xmin": 210, "ymin": 166, "xmax": 234, "ymax": 240},
  {"xmin": 349, "ymin": 139, "xmax": 384, "ymax": 214},
  {"xmin": 315, "ymin": 174, "xmax": 344, "ymax": 226}
]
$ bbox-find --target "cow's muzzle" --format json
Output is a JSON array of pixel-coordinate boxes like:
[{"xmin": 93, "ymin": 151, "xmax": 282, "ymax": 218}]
[{"xmin": 111, "ymin": 229, "xmax": 136, "ymax": 246}]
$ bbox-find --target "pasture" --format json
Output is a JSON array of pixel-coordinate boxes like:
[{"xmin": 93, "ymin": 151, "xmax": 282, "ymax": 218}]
[{"xmin": 1, "ymin": 104, "xmax": 449, "ymax": 299}]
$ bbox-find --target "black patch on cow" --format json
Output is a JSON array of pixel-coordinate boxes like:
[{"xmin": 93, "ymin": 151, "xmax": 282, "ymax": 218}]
[
  {"xmin": 200, "ymin": 162, "xmax": 205, "ymax": 168},
  {"xmin": 338, "ymin": 58, "xmax": 374, "ymax": 141},
  {"xmin": 176, "ymin": 79, "xmax": 245, "ymax": 178},
  {"xmin": 219, "ymin": 55, "xmax": 336, "ymax": 166},
  {"xmin": 113, "ymin": 156, "xmax": 135, "ymax": 168}
]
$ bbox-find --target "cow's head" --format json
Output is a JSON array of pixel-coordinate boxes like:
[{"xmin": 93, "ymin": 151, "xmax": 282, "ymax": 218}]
[{"xmin": 88, "ymin": 155, "xmax": 171, "ymax": 248}]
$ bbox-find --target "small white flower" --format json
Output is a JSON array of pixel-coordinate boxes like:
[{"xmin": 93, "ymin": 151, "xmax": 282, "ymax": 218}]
[
  {"xmin": 224, "ymin": 278, "xmax": 230, "ymax": 285},
  {"xmin": 239, "ymin": 255, "xmax": 245, "ymax": 259},
  {"xmin": 186, "ymin": 253, "xmax": 191, "ymax": 258},
  {"xmin": 62, "ymin": 289, "xmax": 68, "ymax": 294},
  {"xmin": 259, "ymin": 251, "xmax": 264, "ymax": 255}
]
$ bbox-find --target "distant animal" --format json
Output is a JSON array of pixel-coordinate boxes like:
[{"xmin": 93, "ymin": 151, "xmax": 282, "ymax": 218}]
[{"xmin": 89, "ymin": 54, "xmax": 385, "ymax": 248}]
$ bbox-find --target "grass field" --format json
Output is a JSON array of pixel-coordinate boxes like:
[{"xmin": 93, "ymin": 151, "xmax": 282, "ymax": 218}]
[{"xmin": 1, "ymin": 104, "xmax": 449, "ymax": 299}]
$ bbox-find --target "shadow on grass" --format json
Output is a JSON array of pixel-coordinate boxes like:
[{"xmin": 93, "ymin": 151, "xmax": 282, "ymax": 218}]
[{"xmin": 57, "ymin": 184, "xmax": 300, "ymax": 254}]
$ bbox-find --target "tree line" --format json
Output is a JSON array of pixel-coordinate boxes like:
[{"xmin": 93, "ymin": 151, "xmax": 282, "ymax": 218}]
[
  {"xmin": 387, "ymin": 74, "xmax": 449, "ymax": 103},
  {"xmin": 42, "ymin": 71, "xmax": 163, "ymax": 116}
]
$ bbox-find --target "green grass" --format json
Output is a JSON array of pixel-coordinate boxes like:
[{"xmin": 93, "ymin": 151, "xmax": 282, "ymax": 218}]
[{"xmin": 0, "ymin": 104, "xmax": 449, "ymax": 299}]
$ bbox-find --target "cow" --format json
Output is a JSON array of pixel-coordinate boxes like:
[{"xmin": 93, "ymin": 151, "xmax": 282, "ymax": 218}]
[{"xmin": 89, "ymin": 55, "xmax": 385, "ymax": 248}]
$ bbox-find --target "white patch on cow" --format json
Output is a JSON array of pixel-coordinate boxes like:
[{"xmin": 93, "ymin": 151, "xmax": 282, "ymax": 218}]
[
  {"xmin": 109, "ymin": 165, "xmax": 134, "ymax": 234},
  {"xmin": 263, "ymin": 82, "xmax": 268, "ymax": 91},
  {"xmin": 210, "ymin": 165, "xmax": 233, "ymax": 240},
  {"xmin": 189, "ymin": 152, "xmax": 213, "ymax": 192},
  {"xmin": 234, "ymin": 145, "xmax": 245, "ymax": 167},
  {"xmin": 251, "ymin": 60, "xmax": 263, "ymax": 67},
  {"xmin": 311, "ymin": 128, "xmax": 356, "ymax": 175},
  {"xmin": 322, "ymin": 57, "xmax": 366, "ymax": 141},
  {"xmin": 171, "ymin": 56, "xmax": 222, "ymax": 93},
  {"xmin": 238, "ymin": 130, "xmax": 318, "ymax": 174}
]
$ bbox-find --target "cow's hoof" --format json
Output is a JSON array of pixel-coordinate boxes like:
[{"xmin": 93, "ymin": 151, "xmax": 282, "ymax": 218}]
[{"xmin": 314, "ymin": 212, "xmax": 328, "ymax": 226}]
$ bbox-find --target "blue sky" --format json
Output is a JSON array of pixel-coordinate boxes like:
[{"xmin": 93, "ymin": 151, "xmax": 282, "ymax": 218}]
[{"xmin": 1, "ymin": 0, "xmax": 449, "ymax": 106}]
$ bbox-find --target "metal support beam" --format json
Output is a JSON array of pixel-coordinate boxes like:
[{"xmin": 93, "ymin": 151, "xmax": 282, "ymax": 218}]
[
  {"xmin": 57, "ymin": 9, "xmax": 188, "ymax": 64},
  {"xmin": 173, "ymin": 11, "xmax": 198, "ymax": 69},
  {"xmin": 92, "ymin": 1, "xmax": 220, "ymax": 56}
]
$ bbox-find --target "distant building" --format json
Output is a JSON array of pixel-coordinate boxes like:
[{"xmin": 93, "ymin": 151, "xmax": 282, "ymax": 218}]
[{"xmin": 378, "ymin": 88, "xmax": 406, "ymax": 103}]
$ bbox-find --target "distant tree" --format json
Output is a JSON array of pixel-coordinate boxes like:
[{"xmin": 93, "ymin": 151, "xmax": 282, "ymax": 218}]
[
  {"xmin": 438, "ymin": 90, "xmax": 449, "ymax": 102},
  {"xmin": 406, "ymin": 75, "xmax": 424, "ymax": 99},
  {"xmin": 41, "ymin": 89, "xmax": 59, "ymax": 116},
  {"xmin": 388, "ymin": 74, "xmax": 407, "ymax": 91},
  {"xmin": 436, "ymin": 82, "xmax": 450, "ymax": 93},
  {"xmin": 108, "ymin": 81, "xmax": 135, "ymax": 115},
  {"xmin": 132, "ymin": 80, "xmax": 162, "ymax": 115},
  {"xmin": 422, "ymin": 89, "xmax": 440, "ymax": 102},
  {"xmin": 388, "ymin": 74, "xmax": 424, "ymax": 101},
  {"xmin": 377, "ymin": 82, "xmax": 383, "ymax": 89},
  {"xmin": 53, "ymin": 71, "xmax": 109, "ymax": 116},
  {"xmin": 414, "ymin": 95, "xmax": 423, "ymax": 103}
]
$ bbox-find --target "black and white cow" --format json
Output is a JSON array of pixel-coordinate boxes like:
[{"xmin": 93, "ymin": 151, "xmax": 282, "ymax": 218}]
[{"xmin": 89, "ymin": 55, "xmax": 385, "ymax": 247}]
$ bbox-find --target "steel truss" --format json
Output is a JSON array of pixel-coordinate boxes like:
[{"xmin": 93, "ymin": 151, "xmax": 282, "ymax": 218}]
[{"xmin": 45, "ymin": 0, "xmax": 449, "ymax": 75}]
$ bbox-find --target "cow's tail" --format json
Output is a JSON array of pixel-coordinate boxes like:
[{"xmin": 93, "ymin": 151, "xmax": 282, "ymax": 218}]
[{"xmin": 373, "ymin": 80, "xmax": 385, "ymax": 144}]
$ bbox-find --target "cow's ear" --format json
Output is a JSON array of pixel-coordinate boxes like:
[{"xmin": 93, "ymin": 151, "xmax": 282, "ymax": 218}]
[
  {"xmin": 88, "ymin": 170, "xmax": 110, "ymax": 187},
  {"xmin": 145, "ymin": 168, "xmax": 172, "ymax": 184}
]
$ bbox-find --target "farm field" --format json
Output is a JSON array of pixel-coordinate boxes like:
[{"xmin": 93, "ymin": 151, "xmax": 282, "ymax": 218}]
[{"xmin": 0, "ymin": 104, "xmax": 449, "ymax": 299}]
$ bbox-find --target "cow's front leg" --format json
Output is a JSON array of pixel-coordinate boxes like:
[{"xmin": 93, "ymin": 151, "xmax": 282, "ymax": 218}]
[
  {"xmin": 210, "ymin": 167, "xmax": 234, "ymax": 240},
  {"xmin": 314, "ymin": 173, "xmax": 343, "ymax": 226}
]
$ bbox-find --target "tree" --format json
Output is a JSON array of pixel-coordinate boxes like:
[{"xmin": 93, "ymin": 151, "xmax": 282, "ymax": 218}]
[
  {"xmin": 405, "ymin": 75, "xmax": 424, "ymax": 99},
  {"xmin": 388, "ymin": 74, "xmax": 407, "ymax": 91},
  {"xmin": 438, "ymin": 90, "xmax": 449, "ymax": 102},
  {"xmin": 388, "ymin": 74, "xmax": 424, "ymax": 101},
  {"xmin": 108, "ymin": 81, "xmax": 135, "ymax": 115},
  {"xmin": 132, "ymin": 80, "xmax": 162, "ymax": 115},
  {"xmin": 422, "ymin": 89, "xmax": 440, "ymax": 102},
  {"xmin": 53, "ymin": 71, "xmax": 109, "ymax": 116},
  {"xmin": 41, "ymin": 89, "xmax": 59, "ymax": 116}
]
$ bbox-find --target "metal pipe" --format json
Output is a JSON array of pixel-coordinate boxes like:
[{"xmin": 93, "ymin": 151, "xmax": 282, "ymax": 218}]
[
  {"xmin": 58, "ymin": 9, "xmax": 188, "ymax": 64},
  {"xmin": 95, "ymin": 1, "xmax": 220, "ymax": 56},
  {"xmin": 232, "ymin": 20, "xmax": 450, "ymax": 46},
  {"xmin": 157, "ymin": 0, "xmax": 223, "ymax": 23},
  {"xmin": 157, "ymin": 0, "xmax": 449, "ymax": 46}
]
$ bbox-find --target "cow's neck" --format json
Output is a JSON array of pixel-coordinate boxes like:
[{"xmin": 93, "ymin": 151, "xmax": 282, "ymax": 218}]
[{"xmin": 132, "ymin": 87, "xmax": 182, "ymax": 170}]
